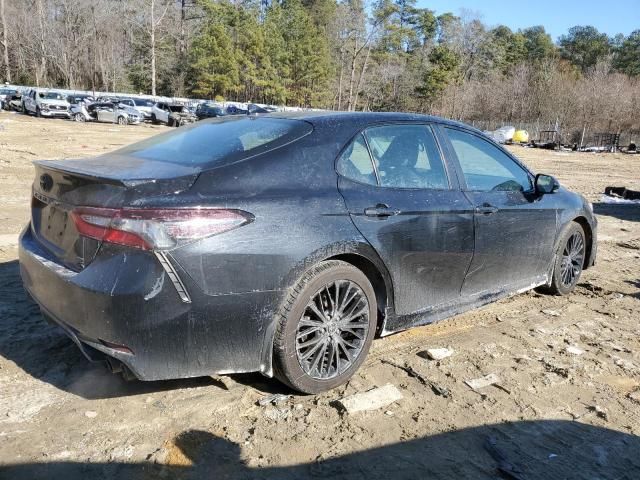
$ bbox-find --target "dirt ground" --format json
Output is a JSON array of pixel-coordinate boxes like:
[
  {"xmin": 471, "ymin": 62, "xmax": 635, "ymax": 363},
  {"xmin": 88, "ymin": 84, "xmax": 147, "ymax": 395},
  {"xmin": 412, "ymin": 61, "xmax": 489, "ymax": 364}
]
[{"xmin": 1, "ymin": 112, "xmax": 639, "ymax": 479}]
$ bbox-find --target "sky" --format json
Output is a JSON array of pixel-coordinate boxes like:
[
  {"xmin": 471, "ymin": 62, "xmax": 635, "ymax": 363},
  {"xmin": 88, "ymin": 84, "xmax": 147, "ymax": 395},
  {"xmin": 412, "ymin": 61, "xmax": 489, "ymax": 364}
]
[{"xmin": 416, "ymin": 0, "xmax": 640, "ymax": 41}]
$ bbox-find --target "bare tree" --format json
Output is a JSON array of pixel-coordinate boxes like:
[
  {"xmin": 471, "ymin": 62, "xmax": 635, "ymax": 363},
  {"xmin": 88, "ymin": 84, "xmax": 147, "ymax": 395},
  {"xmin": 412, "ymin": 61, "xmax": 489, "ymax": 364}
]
[{"xmin": 0, "ymin": 0, "xmax": 9, "ymax": 82}]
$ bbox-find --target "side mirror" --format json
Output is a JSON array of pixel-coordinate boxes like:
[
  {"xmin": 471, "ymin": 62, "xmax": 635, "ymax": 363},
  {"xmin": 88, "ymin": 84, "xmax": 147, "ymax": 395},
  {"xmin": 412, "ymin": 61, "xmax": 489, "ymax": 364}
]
[{"xmin": 535, "ymin": 174, "xmax": 560, "ymax": 194}]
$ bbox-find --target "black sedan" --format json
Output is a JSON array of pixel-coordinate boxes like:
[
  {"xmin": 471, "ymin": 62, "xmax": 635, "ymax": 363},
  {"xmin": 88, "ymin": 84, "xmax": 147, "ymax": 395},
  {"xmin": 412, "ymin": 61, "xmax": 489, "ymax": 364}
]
[{"xmin": 19, "ymin": 113, "xmax": 597, "ymax": 393}]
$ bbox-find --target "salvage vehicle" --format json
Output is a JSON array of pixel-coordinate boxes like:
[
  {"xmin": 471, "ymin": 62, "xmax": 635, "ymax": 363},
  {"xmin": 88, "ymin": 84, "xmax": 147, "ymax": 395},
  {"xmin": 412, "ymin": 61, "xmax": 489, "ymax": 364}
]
[
  {"xmin": 22, "ymin": 89, "xmax": 71, "ymax": 118},
  {"xmin": 5, "ymin": 92, "xmax": 22, "ymax": 111},
  {"xmin": 67, "ymin": 94, "xmax": 95, "ymax": 106},
  {"xmin": 195, "ymin": 102, "xmax": 227, "ymax": 120},
  {"xmin": 118, "ymin": 98, "xmax": 155, "ymax": 121},
  {"xmin": 0, "ymin": 86, "xmax": 18, "ymax": 110},
  {"xmin": 19, "ymin": 113, "xmax": 597, "ymax": 393},
  {"xmin": 151, "ymin": 102, "xmax": 196, "ymax": 126},
  {"xmin": 70, "ymin": 101, "xmax": 143, "ymax": 125}
]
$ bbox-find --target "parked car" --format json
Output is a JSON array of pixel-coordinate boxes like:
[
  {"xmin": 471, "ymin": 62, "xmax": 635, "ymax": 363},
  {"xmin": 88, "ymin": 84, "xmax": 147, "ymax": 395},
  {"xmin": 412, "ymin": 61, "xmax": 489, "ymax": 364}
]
[
  {"xmin": 118, "ymin": 98, "xmax": 155, "ymax": 121},
  {"xmin": 70, "ymin": 101, "xmax": 142, "ymax": 125},
  {"xmin": 22, "ymin": 89, "xmax": 71, "ymax": 118},
  {"xmin": 248, "ymin": 103, "xmax": 277, "ymax": 114},
  {"xmin": 18, "ymin": 113, "xmax": 597, "ymax": 393},
  {"xmin": 226, "ymin": 104, "xmax": 249, "ymax": 115},
  {"xmin": 151, "ymin": 102, "xmax": 196, "ymax": 126},
  {"xmin": 0, "ymin": 86, "xmax": 19, "ymax": 110},
  {"xmin": 67, "ymin": 94, "xmax": 95, "ymax": 106},
  {"xmin": 195, "ymin": 103, "xmax": 227, "ymax": 120},
  {"xmin": 226, "ymin": 104, "xmax": 276, "ymax": 116},
  {"xmin": 5, "ymin": 92, "xmax": 22, "ymax": 111}
]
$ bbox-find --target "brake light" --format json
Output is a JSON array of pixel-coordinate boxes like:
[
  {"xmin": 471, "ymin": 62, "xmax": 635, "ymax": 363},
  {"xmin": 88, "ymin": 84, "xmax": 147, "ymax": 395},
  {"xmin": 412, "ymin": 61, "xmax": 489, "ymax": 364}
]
[{"xmin": 71, "ymin": 207, "xmax": 252, "ymax": 250}]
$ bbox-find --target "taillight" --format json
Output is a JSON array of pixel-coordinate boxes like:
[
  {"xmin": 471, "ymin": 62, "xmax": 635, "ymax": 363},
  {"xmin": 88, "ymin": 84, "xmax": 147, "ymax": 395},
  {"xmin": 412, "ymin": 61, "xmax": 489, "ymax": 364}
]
[{"xmin": 71, "ymin": 207, "xmax": 252, "ymax": 250}]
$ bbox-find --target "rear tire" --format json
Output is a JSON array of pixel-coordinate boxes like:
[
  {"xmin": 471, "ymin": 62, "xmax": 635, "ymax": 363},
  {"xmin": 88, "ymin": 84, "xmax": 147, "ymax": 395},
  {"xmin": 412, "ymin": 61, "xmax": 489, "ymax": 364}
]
[
  {"xmin": 151, "ymin": 113, "xmax": 158, "ymax": 124},
  {"xmin": 273, "ymin": 260, "xmax": 377, "ymax": 394},
  {"xmin": 541, "ymin": 222, "xmax": 586, "ymax": 295}
]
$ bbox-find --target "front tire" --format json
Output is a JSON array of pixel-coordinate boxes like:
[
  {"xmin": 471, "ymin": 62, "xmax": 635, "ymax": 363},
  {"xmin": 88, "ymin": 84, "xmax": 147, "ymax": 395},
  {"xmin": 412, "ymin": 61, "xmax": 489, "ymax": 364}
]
[
  {"xmin": 36, "ymin": 107, "xmax": 41, "ymax": 118},
  {"xmin": 543, "ymin": 222, "xmax": 586, "ymax": 295},
  {"xmin": 117, "ymin": 115, "xmax": 128, "ymax": 126},
  {"xmin": 273, "ymin": 260, "xmax": 377, "ymax": 394},
  {"xmin": 74, "ymin": 113, "xmax": 85, "ymax": 122}
]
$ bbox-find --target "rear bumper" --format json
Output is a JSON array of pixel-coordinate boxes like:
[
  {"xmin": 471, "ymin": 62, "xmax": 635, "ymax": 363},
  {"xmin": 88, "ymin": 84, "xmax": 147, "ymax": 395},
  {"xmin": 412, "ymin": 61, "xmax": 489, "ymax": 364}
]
[{"xmin": 18, "ymin": 225, "xmax": 279, "ymax": 380}]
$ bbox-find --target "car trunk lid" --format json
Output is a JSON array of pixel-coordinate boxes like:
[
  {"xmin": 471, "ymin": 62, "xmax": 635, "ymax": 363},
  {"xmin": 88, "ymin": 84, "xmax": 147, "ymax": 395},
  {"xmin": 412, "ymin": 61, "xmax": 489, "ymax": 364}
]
[{"xmin": 31, "ymin": 155, "xmax": 199, "ymax": 270}]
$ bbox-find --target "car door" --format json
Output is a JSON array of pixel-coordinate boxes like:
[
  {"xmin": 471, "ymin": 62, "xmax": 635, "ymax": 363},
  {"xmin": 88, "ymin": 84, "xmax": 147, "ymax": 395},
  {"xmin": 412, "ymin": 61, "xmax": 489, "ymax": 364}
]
[
  {"xmin": 96, "ymin": 103, "xmax": 115, "ymax": 123},
  {"xmin": 159, "ymin": 103, "xmax": 169, "ymax": 123},
  {"xmin": 440, "ymin": 126, "xmax": 558, "ymax": 297},
  {"xmin": 26, "ymin": 90, "xmax": 36, "ymax": 112},
  {"xmin": 337, "ymin": 123, "xmax": 475, "ymax": 325}
]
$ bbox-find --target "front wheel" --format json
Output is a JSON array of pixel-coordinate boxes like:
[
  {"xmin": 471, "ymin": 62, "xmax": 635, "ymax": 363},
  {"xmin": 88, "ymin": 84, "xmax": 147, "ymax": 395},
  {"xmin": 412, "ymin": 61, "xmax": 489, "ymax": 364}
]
[
  {"xmin": 117, "ymin": 115, "xmax": 128, "ymax": 126},
  {"xmin": 35, "ymin": 107, "xmax": 41, "ymax": 118},
  {"xmin": 273, "ymin": 260, "xmax": 377, "ymax": 394},
  {"xmin": 74, "ymin": 113, "xmax": 85, "ymax": 122},
  {"xmin": 543, "ymin": 222, "xmax": 586, "ymax": 295}
]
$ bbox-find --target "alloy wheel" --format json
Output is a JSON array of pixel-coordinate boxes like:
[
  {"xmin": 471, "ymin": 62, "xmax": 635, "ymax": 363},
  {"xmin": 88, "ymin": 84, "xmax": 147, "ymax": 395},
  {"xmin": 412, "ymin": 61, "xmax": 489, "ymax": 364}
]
[
  {"xmin": 295, "ymin": 280, "xmax": 370, "ymax": 380},
  {"xmin": 560, "ymin": 232, "xmax": 584, "ymax": 287}
]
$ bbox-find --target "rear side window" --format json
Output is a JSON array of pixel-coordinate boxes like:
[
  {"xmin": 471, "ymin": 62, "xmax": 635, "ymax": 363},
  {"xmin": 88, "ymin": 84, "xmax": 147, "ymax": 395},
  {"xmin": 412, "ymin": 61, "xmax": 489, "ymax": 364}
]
[
  {"xmin": 117, "ymin": 117, "xmax": 312, "ymax": 166},
  {"xmin": 336, "ymin": 134, "xmax": 377, "ymax": 185},
  {"xmin": 445, "ymin": 128, "xmax": 532, "ymax": 192},
  {"xmin": 365, "ymin": 124, "xmax": 448, "ymax": 189}
]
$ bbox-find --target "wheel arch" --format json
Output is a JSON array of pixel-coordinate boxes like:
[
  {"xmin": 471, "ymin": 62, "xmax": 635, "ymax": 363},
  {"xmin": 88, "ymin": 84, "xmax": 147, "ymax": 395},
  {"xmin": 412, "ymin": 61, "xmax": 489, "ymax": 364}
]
[
  {"xmin": 324, "ymin": 252, "xmax": 393, "ymax": 335},
  {"xmin": 259, "ymin": 241, "xmax": 396, "ymax": 377},
  {"xmin": 572, "ymin": 216, "xmax": 594, "ymax": 269}
]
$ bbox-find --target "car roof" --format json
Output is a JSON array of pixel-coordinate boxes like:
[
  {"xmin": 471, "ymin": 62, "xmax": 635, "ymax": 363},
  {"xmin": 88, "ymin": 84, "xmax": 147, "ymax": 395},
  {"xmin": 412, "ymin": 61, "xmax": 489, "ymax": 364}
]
[{"xmin": 269, "ymin": 111, "xmax": 480, "ymax": 133}]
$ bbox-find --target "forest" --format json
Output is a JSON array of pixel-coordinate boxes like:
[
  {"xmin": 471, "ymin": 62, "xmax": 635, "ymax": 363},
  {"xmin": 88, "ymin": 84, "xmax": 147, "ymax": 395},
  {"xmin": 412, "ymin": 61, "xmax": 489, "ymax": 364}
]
[{"xmin": 0, "ymin": 0, "xmax": 639, "ymax": 136}]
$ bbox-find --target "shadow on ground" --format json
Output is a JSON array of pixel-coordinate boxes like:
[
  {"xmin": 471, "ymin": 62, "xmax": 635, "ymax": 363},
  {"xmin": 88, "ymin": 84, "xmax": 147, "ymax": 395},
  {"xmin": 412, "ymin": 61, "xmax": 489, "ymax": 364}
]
[
  {"xmin": 1, "ymin": 420, "xmax": 639, "ymax": 479},
  {"xmin": 0, "ymin": 259, "xmax": 235, "ymax": 399},
  {"xmin": 593, "ymin": 203, "xmax": 640, "ymax": 222}
]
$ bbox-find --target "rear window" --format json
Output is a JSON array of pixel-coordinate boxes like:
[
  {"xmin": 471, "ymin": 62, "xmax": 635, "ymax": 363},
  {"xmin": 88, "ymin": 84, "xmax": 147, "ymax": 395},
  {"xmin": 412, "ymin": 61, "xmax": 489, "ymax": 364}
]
[{"xmin": 117, "ymin": 117, "xmax": 312, "ymax": 166}]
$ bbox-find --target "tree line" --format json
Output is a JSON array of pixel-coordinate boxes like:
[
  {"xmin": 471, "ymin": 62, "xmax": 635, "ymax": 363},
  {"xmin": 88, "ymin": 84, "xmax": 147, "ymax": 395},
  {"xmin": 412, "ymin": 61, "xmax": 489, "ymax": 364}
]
[{"xmin": 1, "ymin": 0, "xmax": 639, "ymax": 136}]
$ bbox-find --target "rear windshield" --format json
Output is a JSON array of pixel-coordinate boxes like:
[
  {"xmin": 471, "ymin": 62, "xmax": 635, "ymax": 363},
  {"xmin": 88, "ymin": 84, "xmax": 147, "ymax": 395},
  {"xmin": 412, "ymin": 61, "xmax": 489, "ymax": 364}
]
[
  {"xmin": 117, "ymin": 117, "xmax": 312, "ymax": 166},
  {"xmin": 169, "ymin": 105, "xmax": 185, "ymax": 112}
]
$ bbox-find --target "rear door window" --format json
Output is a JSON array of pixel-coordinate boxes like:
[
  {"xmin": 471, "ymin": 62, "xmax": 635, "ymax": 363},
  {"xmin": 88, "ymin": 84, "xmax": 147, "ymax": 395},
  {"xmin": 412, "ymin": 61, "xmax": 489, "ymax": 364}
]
[{"xmin": 364, "ymin": 124, "xmax": 449, "ymax": 189}]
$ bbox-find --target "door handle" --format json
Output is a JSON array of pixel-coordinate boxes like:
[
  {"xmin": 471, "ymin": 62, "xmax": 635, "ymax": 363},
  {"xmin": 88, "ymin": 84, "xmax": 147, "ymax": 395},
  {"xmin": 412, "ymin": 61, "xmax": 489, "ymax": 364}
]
[
  {"xmin": 364, "ymin": 204, "xmax": 400, "ymax": 217},
  {"xmin": 475, "ymin": 204, "xmax": 499, "ymax": 215}
]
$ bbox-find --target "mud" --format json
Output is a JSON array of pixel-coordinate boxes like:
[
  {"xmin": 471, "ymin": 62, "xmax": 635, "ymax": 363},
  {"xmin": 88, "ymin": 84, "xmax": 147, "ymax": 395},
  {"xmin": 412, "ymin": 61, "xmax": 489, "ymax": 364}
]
[{"xmin": 0, "ymin": 113, "xmax": 639, "ymax": 479}]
